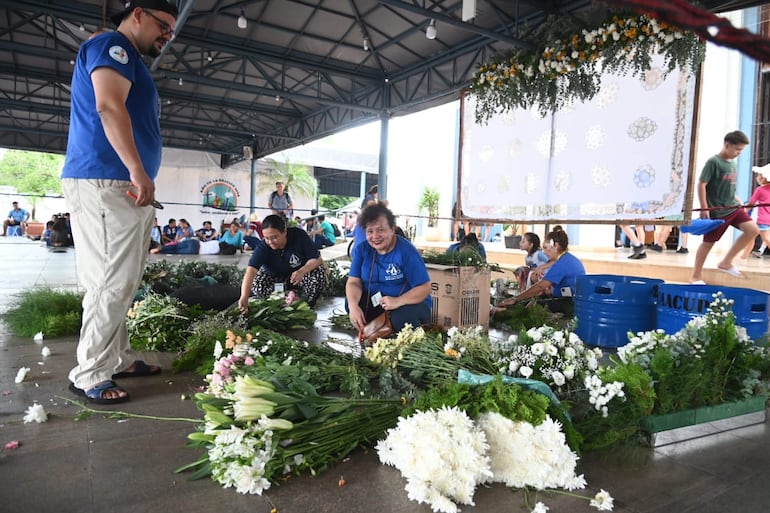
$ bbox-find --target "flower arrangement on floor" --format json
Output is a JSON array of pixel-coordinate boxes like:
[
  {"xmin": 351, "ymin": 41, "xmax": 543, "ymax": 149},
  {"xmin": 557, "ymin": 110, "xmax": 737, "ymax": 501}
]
[
  {"xmin": 491, "ymin": 325, "xmax": 606, "ymax": 396},
  {"xmin": 469, "ymin": 12, "xmax": 705, "ymax": 120},
  {"xmin": 377, "ymin": 376, "xmax": 612, "ymax": 513},
  {"xmin": 127, "ymin": 293, "xmax": 201, "ymax": 352},
  {"xmin": 615, "ymin": 292, "xmax": 770, "ymax": 414},
  {"xmin": 222, "ymin": 290, "xmax": 317, "ymax": 331},
  {"xmin": 126, "ymin": 290, "xmax": 318, "ymax": 373},
  {"xmin": 66, "ymin": 288, "xmax": 770, "ymax": 512},
  {"xmin": 181, "ymin": 329, "xmax": 402, "ymax": 493}
]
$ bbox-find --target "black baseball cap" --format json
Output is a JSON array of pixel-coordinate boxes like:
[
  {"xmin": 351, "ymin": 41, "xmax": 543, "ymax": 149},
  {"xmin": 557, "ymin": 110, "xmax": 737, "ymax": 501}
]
[{"xmin": 110, "ymin": 0, "xmax": 179, "ymax": 26}]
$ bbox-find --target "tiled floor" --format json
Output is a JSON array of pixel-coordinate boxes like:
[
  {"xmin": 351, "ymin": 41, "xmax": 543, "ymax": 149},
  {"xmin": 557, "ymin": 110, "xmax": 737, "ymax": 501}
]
[{"xmin": 1, "ymin": 236, "xmax": 770, "ymax": 513}]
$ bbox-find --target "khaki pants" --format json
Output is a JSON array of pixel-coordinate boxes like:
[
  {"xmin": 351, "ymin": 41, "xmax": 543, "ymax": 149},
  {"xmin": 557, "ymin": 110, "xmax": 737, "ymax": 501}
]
[{"xmin": 63, "ymin": 179, "xmax": 154, "ymax": 390}]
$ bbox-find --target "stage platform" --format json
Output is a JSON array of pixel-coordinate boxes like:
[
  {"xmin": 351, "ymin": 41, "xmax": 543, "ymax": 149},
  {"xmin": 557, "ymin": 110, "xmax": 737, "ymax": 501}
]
[{"xmin": 408, "ymin": 240, "xmax": 770, "ymax": 293}]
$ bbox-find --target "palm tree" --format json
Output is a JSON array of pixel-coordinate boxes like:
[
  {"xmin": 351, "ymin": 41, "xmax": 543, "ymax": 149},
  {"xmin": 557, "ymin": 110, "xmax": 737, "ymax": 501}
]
[{"xmin": 259, "ymin": 158, "xmax": 318, "ymax": 201}]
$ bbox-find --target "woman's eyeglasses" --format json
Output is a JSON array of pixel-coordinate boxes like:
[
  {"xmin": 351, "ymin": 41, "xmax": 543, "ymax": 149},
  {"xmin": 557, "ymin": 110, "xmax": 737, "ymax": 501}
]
[{"xmin": 143, "ymin": 9, "xmax": 175, "ymax": 37}]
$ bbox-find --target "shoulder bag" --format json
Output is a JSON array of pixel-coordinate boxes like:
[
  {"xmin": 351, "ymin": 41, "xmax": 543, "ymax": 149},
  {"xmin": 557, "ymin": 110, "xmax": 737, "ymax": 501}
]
[{"xmin": 358, "ymin": 250, "xmax": 406, "ymax": 346}]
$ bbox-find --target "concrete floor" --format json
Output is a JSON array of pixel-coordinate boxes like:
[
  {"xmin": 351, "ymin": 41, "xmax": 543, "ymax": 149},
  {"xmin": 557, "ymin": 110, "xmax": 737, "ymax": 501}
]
[{"xmin": 1, "ymin": 236, "xmax": 770, "ymax": 513}]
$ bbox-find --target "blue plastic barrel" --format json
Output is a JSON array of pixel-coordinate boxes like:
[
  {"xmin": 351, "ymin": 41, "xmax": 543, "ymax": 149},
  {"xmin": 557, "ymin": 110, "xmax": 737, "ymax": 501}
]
[
  {"xmin": 656, "ymin": 284, "xmax": 770, "ymax": 341},
  {"xmin": 574, "ymin": 274, "xmax": 663, "ymax": 348}
]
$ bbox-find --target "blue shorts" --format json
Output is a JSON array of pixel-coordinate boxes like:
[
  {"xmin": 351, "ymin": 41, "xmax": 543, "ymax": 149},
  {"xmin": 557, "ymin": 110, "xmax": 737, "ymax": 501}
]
[{"xmin": 759, "ymin": 223, "xmax": 770, "ymax": 231}]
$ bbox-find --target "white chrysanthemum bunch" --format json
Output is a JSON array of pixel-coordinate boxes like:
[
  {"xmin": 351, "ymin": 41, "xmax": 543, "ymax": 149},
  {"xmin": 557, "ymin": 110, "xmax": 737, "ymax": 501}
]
[
  {"xmin": 207, "ymin": 420, "xmax": 277, "ymax": 495},
  {"xmin": 584, "ymin": 375, "xmax": 626, "ymax": 418},
  {"xmin": 478, "ymin": 413, "xmax": 585, "ymax": 490},
  {"xmin": 365, "ymin": 325, "xmax": 425, "ymax": 368},
  {"xmin": 376, "ymin": 406, "xmax": 493, "ymax": 513},
  {"xmin": 494, "ymin": 326, "xmax": 602, "ymax": 391}
]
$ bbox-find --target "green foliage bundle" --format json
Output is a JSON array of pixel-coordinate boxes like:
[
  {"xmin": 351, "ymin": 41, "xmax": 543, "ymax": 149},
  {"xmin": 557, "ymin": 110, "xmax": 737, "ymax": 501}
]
[
  {"xmin": 127, "ymin": 293, "xmax": 203, "ymax": 352},
  {"xmin": 572, "ymin": 360, "xmax": 655, "ymax": 450},
  {"xmin": 406, "ymin": 376, "xmax": 549, "ymax": 426},
  {"xmin": 173, "ymin": 311, "xmax": 250, "ymax": 374},
  {"xmin": 490, "ymin": 300, "xmax": 564, "ymax": 331},
  {"xmin": 421, "ymin": 248, "xmax": 487, "ymax": 268},
  {"xmin": 614, "ymin": 292, "xmax": 770, "ymax": 415},
  {"xmin": 140, "ymin": 260, "xmax": 242, "ymax": 296},
  {"xmin": 1, "ymin": 288, "xmax": 83, "ymax": 337},
  {"xmin": 321, "ymin": 259, "xmax": 347, "ymax": 297}
]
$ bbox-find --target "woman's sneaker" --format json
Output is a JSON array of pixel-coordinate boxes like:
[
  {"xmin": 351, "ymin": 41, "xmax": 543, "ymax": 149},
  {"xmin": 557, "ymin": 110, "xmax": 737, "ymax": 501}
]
[
  {"xmin": 676, "ymin": 247, "xmax": 689, "ymax": 254},
  {"xmin": 628, "ymin": 244, "xmax": 647, "ymax": 259}
]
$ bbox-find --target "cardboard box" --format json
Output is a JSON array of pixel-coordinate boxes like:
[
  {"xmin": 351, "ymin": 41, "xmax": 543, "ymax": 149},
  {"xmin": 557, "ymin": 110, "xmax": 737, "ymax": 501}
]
[{"xmin": 427, "ymin": 264, "xmax": 491, "ymax": 329}]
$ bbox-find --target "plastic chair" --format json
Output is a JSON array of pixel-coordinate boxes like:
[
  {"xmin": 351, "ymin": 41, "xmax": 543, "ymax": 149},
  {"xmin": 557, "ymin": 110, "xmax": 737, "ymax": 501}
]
[{"xmin": 7, "ymin": 225, "xmax": 22, "ymax": 237}]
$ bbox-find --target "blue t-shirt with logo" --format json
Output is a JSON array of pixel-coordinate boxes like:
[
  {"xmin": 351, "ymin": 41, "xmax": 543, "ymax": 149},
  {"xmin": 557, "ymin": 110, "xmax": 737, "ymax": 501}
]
[
  {"xmin": 62, "ymin": 31, "xmax": 162, "ymax": 181},
  {"xmin": 248, "ymin": 227, "xmax": 320, "ymax": 277},
  {"xmin": 350, "ymin": 236, "xmax": 432, "ymax": 309},
  {"xmin": 544, "ymin": 252, "xmax": 585, "ymax": 298}
]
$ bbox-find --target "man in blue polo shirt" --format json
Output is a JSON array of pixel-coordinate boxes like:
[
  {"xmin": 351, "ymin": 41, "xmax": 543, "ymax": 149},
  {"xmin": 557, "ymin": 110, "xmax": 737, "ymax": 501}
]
[
  {"xmin": 3, "ymin": 201, "xmax": 29, "ymax": 236},
  {"xmin": 62, "ymin": 0, "xmax": 178, "ymax": 405}
]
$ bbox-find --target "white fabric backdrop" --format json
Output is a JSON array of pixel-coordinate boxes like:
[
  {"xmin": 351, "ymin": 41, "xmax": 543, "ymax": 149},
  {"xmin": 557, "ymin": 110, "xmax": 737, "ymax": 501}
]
[{"xmin": 460, "ymin": 55, "xmax": 696, "ymax": 222}]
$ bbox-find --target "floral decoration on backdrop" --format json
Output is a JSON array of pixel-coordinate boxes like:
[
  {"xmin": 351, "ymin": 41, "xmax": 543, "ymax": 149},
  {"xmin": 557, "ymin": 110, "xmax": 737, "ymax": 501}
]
[{"xmin": 469, "ymin": 12, "xmax": 705, "ymax": 120}]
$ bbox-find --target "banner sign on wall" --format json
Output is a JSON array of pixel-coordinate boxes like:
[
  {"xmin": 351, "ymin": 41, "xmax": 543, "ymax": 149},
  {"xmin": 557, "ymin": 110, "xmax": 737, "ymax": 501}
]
[
  {"xmin": 200, "ymin": 179, "xmax": 240, "ymax": 214},
  {"xmin": 460, "ymin": 55, "xmax": 696, "ymax": 223}
]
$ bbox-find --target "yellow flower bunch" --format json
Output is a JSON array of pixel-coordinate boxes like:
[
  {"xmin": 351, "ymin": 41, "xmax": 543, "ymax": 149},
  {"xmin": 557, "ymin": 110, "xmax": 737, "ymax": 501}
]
[{"xmin": 365, "ymin": 325, "xmax": 426, "ymax": 368}]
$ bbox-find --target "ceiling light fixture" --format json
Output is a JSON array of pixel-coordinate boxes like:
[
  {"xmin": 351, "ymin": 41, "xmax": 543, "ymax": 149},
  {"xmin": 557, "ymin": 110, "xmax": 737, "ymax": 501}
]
[
  {"xmin": 237, "ymin": 10, "xmax": 248, "ymax": 29},
  {"xmin": 425, "ymin": 19, "xmax": 437, "ymax": 40},
  {"xmin": 79, "ymin": 23, "xmax": 85, "ymax": 31},
  {"xmin": 363, "ymin": 37, "xmax": 370, "ymax": 51},
  {"xmin": 462, "ymin": 0, "xmax": 477, "ymax": 22},
  {"xmin": 178, "ymin": 77, "xmax": 183, "ymax": 86},
  {"xmin": 206, "ymin": 52, "xmax": 213, "ymax": 62}
]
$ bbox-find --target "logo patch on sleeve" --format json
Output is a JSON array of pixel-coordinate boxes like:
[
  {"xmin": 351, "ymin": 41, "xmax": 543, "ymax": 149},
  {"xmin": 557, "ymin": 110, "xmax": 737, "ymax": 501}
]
[{"xmin": 109, "ymin": 45, "xmax": 129, "ymax": 64}]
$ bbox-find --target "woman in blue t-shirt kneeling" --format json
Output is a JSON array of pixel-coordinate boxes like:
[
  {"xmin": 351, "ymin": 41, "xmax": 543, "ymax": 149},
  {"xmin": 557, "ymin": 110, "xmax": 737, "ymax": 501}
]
[
  {"xmin": 346, "ymin": 203, "xmax": 432, "ymax": 333},
  {"xmin": 496, "ymin": 228, "xmax": 585, "ymax": 315}
]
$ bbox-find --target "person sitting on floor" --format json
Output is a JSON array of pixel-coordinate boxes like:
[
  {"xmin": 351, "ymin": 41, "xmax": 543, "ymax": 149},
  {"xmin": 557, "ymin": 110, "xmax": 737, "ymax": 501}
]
[
  {"xmin": 312, "ymin": 214, "xmax": 337, "ymax": 249},
  {"xmin": 161, "ymin": 218, "xmax": 179, "ymax": 244},
  {"xmin": 495, "ymin": 228, "xmax": 585, "ymax": 315},
  {"xmin": 176, "ymin": 218, "xmax": 195, "ymax": 240},
  {"xmin": 514, "ymin": 232, "xmax": 549, "ymax": 290},
  {"xmin": 447, "ymin": 232, "xmax": 487, "ymax": 260},
  {"xmin": 238, "ymin": 214, "xmax": 327, "ymax": 308},
  {"xmin": 43, "ymin": 220, "xmax": 54, "ymax": 246},
  {"xmin": 196, "ymin": 220, "xmax": 218, "ymax": 241},
  {"xmin": 219, "ymin": 221, "xmax": 245, "ymax": 255}
]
